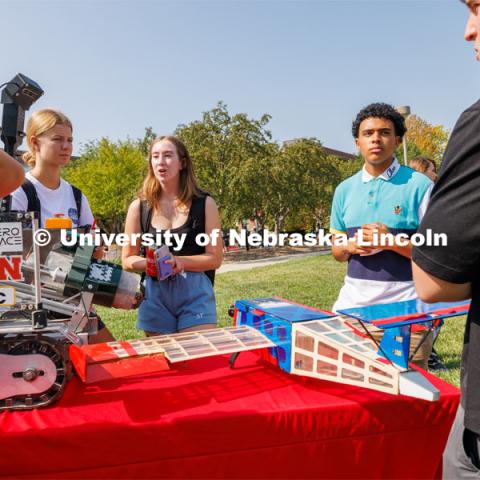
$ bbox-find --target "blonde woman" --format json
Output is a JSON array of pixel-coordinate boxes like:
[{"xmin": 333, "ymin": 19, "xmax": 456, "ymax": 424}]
[
  {"xmin": 8, "ymin": 108, "xmax": 114, "ymax": 343},
  {"xmin": 122, "ymin": 135, "xmax": 223, "ymax": 335},
  {"xmin": 10, "ymin": 109, "xmax": 93, "ymax": 227}
]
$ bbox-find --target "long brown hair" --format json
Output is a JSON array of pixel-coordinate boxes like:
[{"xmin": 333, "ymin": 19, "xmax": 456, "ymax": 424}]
[
  {"xmin": 140, "ymin": 135, "xmax": 202, "ymax": 208},
  {"xmin": 23, "ymin": 109, "xmax": 73, "ymax": 167}
]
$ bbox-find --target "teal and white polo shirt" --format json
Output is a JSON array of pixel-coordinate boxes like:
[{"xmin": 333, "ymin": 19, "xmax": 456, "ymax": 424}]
[{"xmin": 330, "ymin": 158, "xmax": 433, "ymax": 311}]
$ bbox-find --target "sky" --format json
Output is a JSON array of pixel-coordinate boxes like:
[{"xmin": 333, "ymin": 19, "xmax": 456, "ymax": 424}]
[{"xmin": 1, "ymin": 0, "xmax": 477, "ymax": 155}]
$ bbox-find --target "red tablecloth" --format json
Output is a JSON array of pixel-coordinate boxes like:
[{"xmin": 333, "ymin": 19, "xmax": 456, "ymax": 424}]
[{"xmin": 0, "ymin": 351, "xmax": 459, "ymax": 479}]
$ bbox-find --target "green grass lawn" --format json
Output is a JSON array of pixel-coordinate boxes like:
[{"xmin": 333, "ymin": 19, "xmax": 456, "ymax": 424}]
[{"xmin": 98, "ymin": 254, "xmax": 465, "ymax": 387}]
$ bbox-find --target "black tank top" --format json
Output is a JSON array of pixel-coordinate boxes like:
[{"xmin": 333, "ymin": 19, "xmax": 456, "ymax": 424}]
[{"xmin": 140, "ymin": 194, "xmax": 215, "ymax": 285}]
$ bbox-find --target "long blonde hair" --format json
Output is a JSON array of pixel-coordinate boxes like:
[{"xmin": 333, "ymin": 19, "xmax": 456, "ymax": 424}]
[
  {"xmin": 140, "ymin": 135, "xmax": 202, "ymax": 208},
  {"xmin": 23, "ymin": 109, "xmax": 73, "ymax": 167}
]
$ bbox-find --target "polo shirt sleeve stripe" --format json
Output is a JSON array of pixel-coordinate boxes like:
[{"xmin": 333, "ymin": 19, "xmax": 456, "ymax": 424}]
[{"xmin": 418, "ymin": 183, "xmax": 433, "ymax": 221}]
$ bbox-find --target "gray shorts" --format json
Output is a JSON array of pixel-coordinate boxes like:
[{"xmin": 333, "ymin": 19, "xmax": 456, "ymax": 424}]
[
  {"xmin": 137, "ymin": 272, "xmax": 217, "ymax": 334},
  {"xmin": 443, "ymin": 403, "xmax": 480, "ymax": 479}
]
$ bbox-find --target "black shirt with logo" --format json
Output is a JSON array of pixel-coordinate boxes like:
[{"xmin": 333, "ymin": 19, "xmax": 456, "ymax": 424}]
[{"xmin": 412, "ymin": 99, "xmax": 480, "ymax": 434}]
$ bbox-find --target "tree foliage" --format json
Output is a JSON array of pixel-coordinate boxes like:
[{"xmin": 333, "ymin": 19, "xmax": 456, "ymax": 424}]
[
  {"xmin": 396, "ymin": 114, "xmax": 449, "ymax": 165},
  {"xmin": 176, "ymin": 104, "xmax": 342, "ymax": 232},
  {"xmin": 175, "ymin": 102, "xmax": 273, "ymax": 227},
  {"xmin": 63, "ymin": 134, "xmax": 149, "ymax": 232},
  {"xmin": 264, "ymin": 140, "xmax": 340, "ymax": 232},
  {"xmin": 334, "ymin": 155, "xmax": 363, "ymax": 182}
]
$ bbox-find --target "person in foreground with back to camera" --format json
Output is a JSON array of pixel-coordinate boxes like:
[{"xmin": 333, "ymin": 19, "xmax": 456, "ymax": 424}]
[
  {"xmin": 329, "ymin": 102, "xmax": 434, "ymax": 369},
  {"xmin": 412, "ymin": 1, "xmax": 480, "ymax": 477},
  {"xmin": 0, "ymin": 149, "xmax": 24, "ymax": 197},
  {"xmin": 7, "ymin": 108, "xmax": 115, "ymax": 343},
  {"xmin": 122, "ymin": 135, "xmax": 223, "ymax": 336}
]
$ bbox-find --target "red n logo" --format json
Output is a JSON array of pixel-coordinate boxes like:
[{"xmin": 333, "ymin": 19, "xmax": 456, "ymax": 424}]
[{"xmin": 0, "ymin": 256, "xmax": 24, "ymax": 281}]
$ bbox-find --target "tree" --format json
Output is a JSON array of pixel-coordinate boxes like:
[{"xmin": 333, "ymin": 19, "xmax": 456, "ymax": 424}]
[
  {"xmin": 137, "ymin": 127, "xmax": 157, "ymax": 157},
  {"xmin": 175, "ymin": 102, "xmax": 273, "ymax": 226},
  {"xmin": 396, "ymin": 115, "xmax": 449, "ymax": 165},
  {"xmin": 263, "ymin": 139, "xmax": 340, "ymax": 233},
  {"xmin": 333, "ymin": 155, "xmax": 363, "ymax": 182},
  {"xmin": 177, "ymin": 106, "xmax": 345, "ymax": 233},
  {"xmin": 63, "ymin": 134, "xmax": 149, "ymax": 232}
]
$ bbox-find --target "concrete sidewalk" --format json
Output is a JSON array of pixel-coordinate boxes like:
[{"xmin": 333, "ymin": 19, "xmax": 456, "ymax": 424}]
[{"xmin": 217, "ymin": 250, "xmax": 330, "ymax": 274}]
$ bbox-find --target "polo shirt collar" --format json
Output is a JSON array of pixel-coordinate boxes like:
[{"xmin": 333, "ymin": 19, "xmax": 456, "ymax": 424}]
[{"xmin": 362, "ymin": 158, "xmax": 400, "ymax": 183}]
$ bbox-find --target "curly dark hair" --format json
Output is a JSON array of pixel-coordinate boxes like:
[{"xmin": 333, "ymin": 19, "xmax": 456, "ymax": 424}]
[{"xmin": 351, "ymin": 103, "xmax": 407, "ymax": 139}]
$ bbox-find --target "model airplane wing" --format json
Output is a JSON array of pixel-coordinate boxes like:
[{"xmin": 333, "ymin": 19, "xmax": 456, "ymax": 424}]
[
  {"xmin": 337, "ymin": 299, "xmax": 470, "ymax": 369},
  {"xmin": 337, "ymin": 299, "xmax": 470, "ymax": 328},
  {"xmin": 70, "ymin": 325, "xmax": 276, "ymax": 383}
]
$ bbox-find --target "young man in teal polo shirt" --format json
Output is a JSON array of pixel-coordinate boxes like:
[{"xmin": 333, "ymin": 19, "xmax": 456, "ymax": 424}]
[{"xmin": 330, "ymin": 102, "xmax": 433, "ymax": 368}]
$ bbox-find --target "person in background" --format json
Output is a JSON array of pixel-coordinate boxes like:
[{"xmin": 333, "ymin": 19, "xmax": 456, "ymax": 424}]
[
  {"xmin": 0, "ymin": 149, "xmax": 24, "ymax": 197},
  {"xmin": 122, "ymin": 135, "xmax": 223, "ymax": 336},
  {"xmin": 412, "ymin": 1, "xmax": 480, "ymax": 476},
  {"xmin": 8, "ymin": 108, "xmax": 114, "ymax": 343},
  {"xmin": 409, "ymin": 156, "xmax": 438, "ymax": 182}
]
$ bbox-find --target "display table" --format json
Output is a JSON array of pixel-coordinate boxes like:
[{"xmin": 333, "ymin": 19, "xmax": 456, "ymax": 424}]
[{"xmin": 0, "ymin": 351, "xmax": 459, "ymax": 479}]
